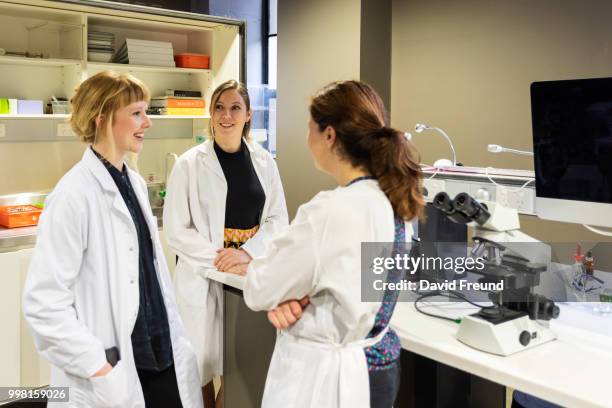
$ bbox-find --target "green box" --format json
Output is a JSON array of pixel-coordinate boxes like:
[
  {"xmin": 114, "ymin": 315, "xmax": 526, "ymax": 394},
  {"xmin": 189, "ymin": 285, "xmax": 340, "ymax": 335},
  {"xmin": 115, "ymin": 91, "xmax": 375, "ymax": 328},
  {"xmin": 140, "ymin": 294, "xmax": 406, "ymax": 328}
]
[{"xmin": 0, "ymin": 98, "xmax": 9, "ymax": 114}]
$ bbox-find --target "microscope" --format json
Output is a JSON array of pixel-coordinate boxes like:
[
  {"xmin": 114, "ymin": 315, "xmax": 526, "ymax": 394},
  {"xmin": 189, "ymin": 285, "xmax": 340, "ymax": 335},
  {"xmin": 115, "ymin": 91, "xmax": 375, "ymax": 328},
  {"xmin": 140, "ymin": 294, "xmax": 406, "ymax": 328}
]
[{"xmin": 432, "ymin": 192, "xmax": 560, "ymax": 356}]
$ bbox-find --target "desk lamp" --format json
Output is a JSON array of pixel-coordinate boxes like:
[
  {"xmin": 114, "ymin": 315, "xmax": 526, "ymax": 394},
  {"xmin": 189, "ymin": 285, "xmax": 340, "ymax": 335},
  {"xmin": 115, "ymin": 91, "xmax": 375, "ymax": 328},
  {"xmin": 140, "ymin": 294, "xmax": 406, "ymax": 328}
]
[
  {"xmin": 487, "ymin": 144, "xmax": 533, "ymax": 156},
  {"xmin": 414, "ymin": 123, "xmax": 457, "ymax": 168}
]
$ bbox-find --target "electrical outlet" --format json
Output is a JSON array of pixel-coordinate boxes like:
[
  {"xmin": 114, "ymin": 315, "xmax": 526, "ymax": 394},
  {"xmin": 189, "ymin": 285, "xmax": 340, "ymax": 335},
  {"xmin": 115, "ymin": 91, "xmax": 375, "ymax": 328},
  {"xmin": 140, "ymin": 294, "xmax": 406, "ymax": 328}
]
[
  {"xmin": 423, "ymin": 179, "xmax": 446, "ymax": 202},
  {"xmin": 495, "ymin": 185, "xmax": 535, "ymax": 214},
  {"xmin": 57, "ymin": 123, "xmax": 76, "ymax": 138},
  {"xmin": 0, "ymin": 123, "xmax": 5, "ymax": 138}
]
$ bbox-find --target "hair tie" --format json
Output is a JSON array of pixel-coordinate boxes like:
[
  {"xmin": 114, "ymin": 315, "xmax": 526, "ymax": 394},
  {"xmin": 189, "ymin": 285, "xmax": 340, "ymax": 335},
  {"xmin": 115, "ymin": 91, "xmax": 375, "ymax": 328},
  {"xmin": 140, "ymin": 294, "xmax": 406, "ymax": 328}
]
[{"xmin": 376, "ymin": 126, "xmax": 395, "ymax": 139}]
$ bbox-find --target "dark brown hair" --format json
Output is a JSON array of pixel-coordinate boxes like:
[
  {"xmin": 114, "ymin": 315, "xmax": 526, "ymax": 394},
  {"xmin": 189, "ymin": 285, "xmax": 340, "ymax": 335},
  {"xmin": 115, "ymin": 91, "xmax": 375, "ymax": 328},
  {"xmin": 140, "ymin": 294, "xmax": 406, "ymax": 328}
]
[
  {"xmin": 209, "ymin": 79, "xmax": 251, "ymax": 141},
  {"xmin": 310, "ymin": 80, "xmax": 425, "ymax": 221}
]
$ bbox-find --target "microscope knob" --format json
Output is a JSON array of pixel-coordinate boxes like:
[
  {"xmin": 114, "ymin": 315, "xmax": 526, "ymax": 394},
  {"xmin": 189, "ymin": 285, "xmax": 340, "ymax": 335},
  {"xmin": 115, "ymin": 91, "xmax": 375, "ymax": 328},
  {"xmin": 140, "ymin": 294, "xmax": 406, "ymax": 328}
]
[{"xmin": 519, "ymin": 330, "xmax": 531, "ymax": 346}]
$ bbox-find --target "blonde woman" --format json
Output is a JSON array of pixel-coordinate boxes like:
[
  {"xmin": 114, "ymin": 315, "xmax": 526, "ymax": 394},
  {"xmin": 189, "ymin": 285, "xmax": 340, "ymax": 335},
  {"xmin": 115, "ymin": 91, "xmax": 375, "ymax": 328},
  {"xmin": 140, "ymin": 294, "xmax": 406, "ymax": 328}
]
[
  {"xmin": 164, "ymin": 80, "xmax": 288, "ymax": 407},
  {"xmin": 23, "ymin": 71, "xmax": 202, "ymax": 408}
]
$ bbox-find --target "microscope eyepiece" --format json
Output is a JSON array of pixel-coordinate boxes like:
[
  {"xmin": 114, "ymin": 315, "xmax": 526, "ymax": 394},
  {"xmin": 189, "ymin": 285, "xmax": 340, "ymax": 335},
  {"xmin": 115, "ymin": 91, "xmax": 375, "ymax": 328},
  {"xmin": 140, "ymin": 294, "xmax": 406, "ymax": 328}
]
[
  {"xmin": 433, "ymin": 192, "xmax": 454, "ymax": 214},
  {"xmin": 453, "ymin": 192, "xmax": 491, "ymax": 225}
]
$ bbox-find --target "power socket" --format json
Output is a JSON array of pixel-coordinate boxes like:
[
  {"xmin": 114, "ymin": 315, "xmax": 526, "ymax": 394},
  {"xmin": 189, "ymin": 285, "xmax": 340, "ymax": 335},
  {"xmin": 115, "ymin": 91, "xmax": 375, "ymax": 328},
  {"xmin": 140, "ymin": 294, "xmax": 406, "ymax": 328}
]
[
  {"xmin": 495, "ymin": 185, "xmax": 535, "ymax": 214},
  {"xmin": 0, "ymin": 123, "xmax": 5, "ymax": 138},
  {"xmin": 423, "ymin": 179, "xmax": 446, "ymax": 202}
]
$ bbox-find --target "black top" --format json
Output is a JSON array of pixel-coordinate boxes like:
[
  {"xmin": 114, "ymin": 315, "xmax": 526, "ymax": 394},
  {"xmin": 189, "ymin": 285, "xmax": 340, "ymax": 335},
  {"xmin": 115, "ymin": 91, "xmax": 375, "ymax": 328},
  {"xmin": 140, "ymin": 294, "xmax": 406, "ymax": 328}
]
[
  {"xmin": 214, "ymin": 140, "xmax": 265, "ymax": 229},
  {"xmin": 91, "ymin": 147, "xmax": 173, "ymax": 372}
]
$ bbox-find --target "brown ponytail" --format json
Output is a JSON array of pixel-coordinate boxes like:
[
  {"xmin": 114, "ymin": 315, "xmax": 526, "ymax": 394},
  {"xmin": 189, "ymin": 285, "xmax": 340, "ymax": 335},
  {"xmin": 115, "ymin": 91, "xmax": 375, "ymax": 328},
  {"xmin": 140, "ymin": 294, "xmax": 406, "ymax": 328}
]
[{"xmin": 309, "ymin": 80, "xmax": 425, "ymax": 221}]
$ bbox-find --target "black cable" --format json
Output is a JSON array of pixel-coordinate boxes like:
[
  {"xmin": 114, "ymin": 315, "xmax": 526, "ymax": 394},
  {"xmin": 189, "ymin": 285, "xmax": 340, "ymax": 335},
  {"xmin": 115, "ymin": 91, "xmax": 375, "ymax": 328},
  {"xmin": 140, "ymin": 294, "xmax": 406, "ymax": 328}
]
[
  {"xmin": 413, "ymin": 291, "xmax": 461, "ymax": 323},
  {"xmin": 447, "ymin": 290, "xmax": 497, "ymax": 309},
  {"xmin": 413, "ymin": 289, "xmax": 497, "ymax": 323}
]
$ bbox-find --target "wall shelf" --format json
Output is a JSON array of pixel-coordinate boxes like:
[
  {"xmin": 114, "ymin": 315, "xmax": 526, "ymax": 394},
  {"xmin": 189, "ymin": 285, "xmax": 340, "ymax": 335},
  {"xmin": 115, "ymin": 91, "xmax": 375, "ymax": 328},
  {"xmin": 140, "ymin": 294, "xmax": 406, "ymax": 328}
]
[
  {"xmin": 0, "ymin": 114, "xmax": 69, "ymax": 119},
  {"xmin": 0, "ymin": 56, "xmax": 81, "ymax": 67},
  {"xmin": 87, "ymin": 61, "xmax": 211, "ymax": 75},
  {"xmin": 149, "ymin": 115, "xmax": 210, "ymax": 119},
  {"xmin": 0, "ymin": 114, "xmax": 208, "ymax": 120}
]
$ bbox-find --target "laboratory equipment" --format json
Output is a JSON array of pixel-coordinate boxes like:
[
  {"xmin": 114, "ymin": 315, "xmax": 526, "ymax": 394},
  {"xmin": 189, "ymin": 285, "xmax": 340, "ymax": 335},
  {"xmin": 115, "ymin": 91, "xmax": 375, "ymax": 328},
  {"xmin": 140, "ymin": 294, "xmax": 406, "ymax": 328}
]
[
  {"xmin": 487, "ymin": 144, "xmax": 534, "ymax": 156},
  {"xmin": 433, "ymin": 191, "xmax": 559, "ymax": 356},
  {"xmin": 531, "ymin": 77, "xmax": 612, "ymax": 228},
  {"xmin": 413, "ymin": 123, "xmax": 457, "ymax": 167}
]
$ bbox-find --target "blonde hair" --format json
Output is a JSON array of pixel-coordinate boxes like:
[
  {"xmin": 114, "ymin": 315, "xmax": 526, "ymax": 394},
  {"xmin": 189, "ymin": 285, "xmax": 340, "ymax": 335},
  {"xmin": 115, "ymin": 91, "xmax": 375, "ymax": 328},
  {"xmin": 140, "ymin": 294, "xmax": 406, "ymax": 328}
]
[
  {"xmin": 70, "ymin": 71, "xmax": 150, "ymax": 144},
  {"xmin": 208, "ymin": 80, "xmax": 251, "ymax": 141}
]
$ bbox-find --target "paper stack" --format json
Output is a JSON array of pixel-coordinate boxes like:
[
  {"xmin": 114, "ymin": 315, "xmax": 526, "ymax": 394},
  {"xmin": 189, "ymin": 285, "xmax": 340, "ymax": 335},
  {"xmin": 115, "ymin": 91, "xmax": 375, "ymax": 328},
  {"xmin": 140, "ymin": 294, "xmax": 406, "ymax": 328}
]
[
  {"xmin": 113, "ymin": 39, "xmax": 175, "ymax": 67},
  {"xmin": 88, "ymin": 31, "xmax": 115, "ymax": 62}
]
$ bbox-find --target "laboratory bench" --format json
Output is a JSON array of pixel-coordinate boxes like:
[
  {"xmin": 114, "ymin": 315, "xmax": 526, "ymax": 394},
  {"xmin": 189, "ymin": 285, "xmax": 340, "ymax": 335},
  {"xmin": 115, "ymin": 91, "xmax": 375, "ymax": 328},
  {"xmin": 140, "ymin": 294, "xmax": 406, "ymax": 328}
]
[
  {"xmin": 207, "ymin": 271, "xmax": 612, "ymax": 408},
  {"xmin": 391, "ymin": 300, "xmax": 611, "ymax": 408}
]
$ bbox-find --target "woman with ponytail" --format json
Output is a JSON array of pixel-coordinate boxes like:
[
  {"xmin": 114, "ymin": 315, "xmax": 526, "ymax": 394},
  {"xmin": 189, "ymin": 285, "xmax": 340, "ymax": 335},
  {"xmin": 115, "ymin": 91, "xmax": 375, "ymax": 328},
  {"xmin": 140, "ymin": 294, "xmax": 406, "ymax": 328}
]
[{"xmin": 241, "ymin": 80, "xmax": 425, "ymax": 408}]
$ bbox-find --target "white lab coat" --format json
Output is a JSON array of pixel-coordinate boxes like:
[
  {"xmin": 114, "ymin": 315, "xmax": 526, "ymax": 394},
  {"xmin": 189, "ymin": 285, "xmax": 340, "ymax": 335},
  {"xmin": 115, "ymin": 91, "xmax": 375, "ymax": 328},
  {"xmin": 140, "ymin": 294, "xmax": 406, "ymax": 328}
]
[
  {"xmin": 163, "ymin": 138, "xmax": 288, "ymax": 385},
  {"xmin": 23, "ymin": 148, "xmax": 203, "ymax": 408},
  {"xmin": 244, "ymin": 179, "xmax": 413, "ymax": 408}
]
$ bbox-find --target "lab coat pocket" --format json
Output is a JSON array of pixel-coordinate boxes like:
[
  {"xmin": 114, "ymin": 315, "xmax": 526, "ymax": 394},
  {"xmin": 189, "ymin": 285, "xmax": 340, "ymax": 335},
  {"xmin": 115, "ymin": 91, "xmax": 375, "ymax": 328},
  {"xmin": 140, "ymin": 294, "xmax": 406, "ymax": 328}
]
[
  {"xmin": 89, "ymin": 359, "xmax": 132, "ymax": 407},
  {"xmin": 176, "ymin": 263, "xmax": 211, "ymax": 307}
]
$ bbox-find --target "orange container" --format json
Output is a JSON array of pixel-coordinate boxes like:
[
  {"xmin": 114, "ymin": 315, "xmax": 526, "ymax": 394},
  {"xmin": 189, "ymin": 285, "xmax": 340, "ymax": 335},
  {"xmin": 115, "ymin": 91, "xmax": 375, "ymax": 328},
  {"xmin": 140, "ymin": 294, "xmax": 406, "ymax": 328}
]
[
  {"xmin": 0, "ymin": 205, "xmax": 43, "ymax": 228},
  {"xmin": 174, "ymin": 53, "xmax": 210, "ymax": 69}
]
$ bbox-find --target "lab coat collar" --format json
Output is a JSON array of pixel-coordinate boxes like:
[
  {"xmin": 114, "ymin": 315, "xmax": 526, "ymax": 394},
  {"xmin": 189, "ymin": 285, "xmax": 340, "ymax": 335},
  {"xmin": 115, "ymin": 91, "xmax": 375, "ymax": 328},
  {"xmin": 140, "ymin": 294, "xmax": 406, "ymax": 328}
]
[
  {"xmin": 81, "ymin": 147, "xmax": 137, "ymax": 226},
  {"xmin": 244, "ymin": 138, "xmax": 269, "ymax": 169},
  {"xmin": 81, "ymin": 147, "xmax": 124, "ymax": 195},
  {"xmin": 196, "ymin": 139, "xmax": 224, "ymax": 179}
]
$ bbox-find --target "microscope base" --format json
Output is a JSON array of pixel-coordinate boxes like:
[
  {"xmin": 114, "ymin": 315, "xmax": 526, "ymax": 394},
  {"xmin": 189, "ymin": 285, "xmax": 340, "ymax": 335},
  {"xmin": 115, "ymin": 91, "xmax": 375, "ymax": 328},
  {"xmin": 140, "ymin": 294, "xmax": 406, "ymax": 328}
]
[{"xmin": 456, "ymin": 313, "xmax": 556, "ymax": 356}]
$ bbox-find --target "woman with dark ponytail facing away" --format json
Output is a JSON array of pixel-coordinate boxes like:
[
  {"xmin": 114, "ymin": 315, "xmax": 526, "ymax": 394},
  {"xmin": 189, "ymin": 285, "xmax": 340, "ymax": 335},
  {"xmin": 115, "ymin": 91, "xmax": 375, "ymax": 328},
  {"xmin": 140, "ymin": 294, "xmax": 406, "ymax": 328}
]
[{"xmin": 242, "ymin": 80, "xmax": 425, "ymax": 408}]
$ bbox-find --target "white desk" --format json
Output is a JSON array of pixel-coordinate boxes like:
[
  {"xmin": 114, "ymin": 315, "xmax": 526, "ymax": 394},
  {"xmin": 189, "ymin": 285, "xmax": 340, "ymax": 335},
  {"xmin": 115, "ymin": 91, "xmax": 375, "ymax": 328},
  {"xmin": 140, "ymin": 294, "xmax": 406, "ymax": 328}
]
[
  {"xmin": 206, "ymin": 269, "xmax": 245, "ymax": 290},
  {"xmin": 206, "ymin": 271, "xmax": 611, "ymax": 407},
  {"xmin": 391, "ymin": 301, "xmax": 612, "ymax": 408}
]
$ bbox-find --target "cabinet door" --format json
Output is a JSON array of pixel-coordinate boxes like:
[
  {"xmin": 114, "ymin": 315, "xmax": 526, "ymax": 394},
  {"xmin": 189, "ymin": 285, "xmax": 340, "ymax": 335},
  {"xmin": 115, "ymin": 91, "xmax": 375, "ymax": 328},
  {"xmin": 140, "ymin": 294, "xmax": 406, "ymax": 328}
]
[
  {"xmin": 19, "ymin": 248, "xmax": 51, "ymax": 387},
  {"xmin": 0, "ymin": 250, "xmax": 21, "ymax": 390}
]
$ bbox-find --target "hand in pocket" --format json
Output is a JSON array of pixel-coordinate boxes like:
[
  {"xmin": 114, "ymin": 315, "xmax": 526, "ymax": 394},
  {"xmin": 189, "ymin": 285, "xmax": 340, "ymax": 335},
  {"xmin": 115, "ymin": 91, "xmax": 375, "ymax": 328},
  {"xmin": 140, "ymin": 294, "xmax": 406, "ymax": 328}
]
[{"xmin": 90, "ymin": 360, "xmax": 132, "ymax": 407}]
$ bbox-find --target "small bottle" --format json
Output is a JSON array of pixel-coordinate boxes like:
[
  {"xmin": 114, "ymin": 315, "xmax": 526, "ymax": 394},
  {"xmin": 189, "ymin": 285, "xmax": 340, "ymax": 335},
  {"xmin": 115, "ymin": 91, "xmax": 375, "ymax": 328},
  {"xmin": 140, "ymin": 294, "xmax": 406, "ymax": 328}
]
[
  {"xmin": 582, "ymin": 251, "xmax": 605, "ymax": 314},
  {"xmin": 570, "ymin": 243, "xmax": 586, "ymax": 303},
  {"xmin": 583, "ymin": 251, "xmax": 594, "ymax": 276},
  {"xmin": 572, "ymin": 243, "xmax": 585, "ymax": 277}
]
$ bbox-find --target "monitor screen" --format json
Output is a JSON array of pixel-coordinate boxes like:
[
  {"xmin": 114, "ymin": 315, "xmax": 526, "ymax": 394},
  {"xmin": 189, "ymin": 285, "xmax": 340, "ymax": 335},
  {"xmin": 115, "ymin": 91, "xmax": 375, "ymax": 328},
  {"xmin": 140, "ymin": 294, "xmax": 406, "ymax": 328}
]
[{"xmin": 531, "ymin": 77, "xmax": 612, "ymax": 205}]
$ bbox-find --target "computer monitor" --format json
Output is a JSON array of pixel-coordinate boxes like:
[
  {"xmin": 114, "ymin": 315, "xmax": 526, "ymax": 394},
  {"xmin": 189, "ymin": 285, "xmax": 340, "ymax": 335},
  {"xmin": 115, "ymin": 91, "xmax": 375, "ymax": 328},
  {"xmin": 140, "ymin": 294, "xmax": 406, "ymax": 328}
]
[{"xmin": 531, "ymin": 77, "xmax": 612, "ymax": 228}]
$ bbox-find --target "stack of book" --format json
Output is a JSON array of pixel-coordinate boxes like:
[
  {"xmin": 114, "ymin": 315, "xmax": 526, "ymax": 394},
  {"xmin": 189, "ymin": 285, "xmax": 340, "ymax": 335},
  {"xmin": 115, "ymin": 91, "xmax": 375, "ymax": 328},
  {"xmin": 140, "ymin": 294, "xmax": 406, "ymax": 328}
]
[
  {"xmin": 149, "ymin": 92, "xmax": 206, "ymax": 116},
  {"xmin": 112, "ymin": 38, "xmax": 175, "ymax": 67},
  {"xmin": 165, "ymin": 89, "xmax": 202, "ymax": 98},
  {"xmin": 88, "ymin": 31, "xmax": 115, "ymax": 62}
]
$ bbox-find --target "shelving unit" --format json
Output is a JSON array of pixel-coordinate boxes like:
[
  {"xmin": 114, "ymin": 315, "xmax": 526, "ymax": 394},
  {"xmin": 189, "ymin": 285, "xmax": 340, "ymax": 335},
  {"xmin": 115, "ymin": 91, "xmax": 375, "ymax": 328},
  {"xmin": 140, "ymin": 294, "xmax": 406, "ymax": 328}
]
[
  {"xmin": 0, "ymin": 0, "xmax": 243, "ymax": 142},
  {"xmin": 0, "ymin": 1, "xmax": 244, "ymax": 394}
]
